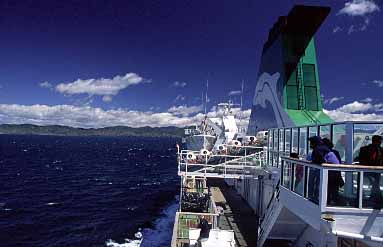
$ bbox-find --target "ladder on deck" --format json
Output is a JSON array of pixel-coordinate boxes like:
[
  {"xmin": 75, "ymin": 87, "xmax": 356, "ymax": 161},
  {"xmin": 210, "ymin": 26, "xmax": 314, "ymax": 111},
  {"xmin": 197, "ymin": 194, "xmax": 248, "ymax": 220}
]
[{"xmin": 296, "ymin": 59, "xmax": 305, "ymax": 110}]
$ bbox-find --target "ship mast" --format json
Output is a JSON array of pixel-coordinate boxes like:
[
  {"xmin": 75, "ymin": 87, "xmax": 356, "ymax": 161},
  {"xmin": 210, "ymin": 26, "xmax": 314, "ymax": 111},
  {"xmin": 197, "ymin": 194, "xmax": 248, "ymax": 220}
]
[
  {"xmin": 239, "ymin": 80, "xmax": 244, "ymax": 133},
  {"xmin": 203, "ymin": 79, "xmax": 209, "ymax": 150}
]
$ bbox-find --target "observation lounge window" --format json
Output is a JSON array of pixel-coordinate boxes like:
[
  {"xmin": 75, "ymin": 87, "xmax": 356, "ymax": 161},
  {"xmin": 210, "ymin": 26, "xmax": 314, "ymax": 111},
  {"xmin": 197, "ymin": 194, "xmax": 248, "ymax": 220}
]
[{"xmin": 303, "ymin": 63, "xmax": 319, "ymax": 111}]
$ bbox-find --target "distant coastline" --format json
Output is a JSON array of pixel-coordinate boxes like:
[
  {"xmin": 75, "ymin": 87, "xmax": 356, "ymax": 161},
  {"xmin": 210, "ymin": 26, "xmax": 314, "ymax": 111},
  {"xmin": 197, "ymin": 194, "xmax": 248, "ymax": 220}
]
[{"xmin": 0, "ymin": 124, "xmax": 184, "ymax": 138}]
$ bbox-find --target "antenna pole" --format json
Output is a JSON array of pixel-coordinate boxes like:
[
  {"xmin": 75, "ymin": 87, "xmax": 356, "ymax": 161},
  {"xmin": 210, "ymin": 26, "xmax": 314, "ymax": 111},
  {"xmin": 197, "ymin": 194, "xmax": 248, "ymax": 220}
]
[
  {"xmin": 240, "ymin": 80, "xmax": 244, "ymax": 111},
  {"xmin": 239, "ymin": 80, "xmax": 244, "ymax": 133},
  {"xmin": 205, "ymin": 80, "xmax": 208, "ymax": 115}
]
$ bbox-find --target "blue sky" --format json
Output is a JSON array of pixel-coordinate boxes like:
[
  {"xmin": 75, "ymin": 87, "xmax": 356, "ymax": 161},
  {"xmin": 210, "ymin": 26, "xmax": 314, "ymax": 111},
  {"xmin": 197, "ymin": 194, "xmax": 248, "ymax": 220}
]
[{"xmin": 0, "ymin": 0, "xmax": 382, "ymax": 127}]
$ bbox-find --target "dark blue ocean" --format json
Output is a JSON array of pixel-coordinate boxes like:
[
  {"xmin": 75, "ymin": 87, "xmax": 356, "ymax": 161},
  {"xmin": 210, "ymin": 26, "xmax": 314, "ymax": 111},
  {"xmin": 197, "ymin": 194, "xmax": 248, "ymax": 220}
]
[{"xmin": 0, "ymin": 135, "xmax": 180, "ymax": 247}]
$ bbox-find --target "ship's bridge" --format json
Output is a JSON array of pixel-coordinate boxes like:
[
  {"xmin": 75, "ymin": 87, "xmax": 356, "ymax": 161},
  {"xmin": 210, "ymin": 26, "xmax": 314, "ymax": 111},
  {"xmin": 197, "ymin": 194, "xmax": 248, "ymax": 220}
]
[{"xmin": 258, "ymin": 121, "xmax": 383, "ymax": 247}]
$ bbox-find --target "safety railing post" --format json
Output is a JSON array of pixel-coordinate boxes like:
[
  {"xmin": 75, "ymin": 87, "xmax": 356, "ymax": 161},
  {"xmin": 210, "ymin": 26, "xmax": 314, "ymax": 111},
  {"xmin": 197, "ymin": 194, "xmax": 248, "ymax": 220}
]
[{"xmin": 358, "ymin": 171, "xmax": 364, "ymax": 209}]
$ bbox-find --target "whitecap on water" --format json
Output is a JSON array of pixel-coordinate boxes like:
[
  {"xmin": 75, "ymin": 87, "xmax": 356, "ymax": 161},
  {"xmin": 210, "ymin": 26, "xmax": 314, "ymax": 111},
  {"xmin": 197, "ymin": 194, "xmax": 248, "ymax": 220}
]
[
  {"xmin": 105, "ymin": 238, "xmax": 142, "ymax": 247},
  {"xmin": 104, "ymin": 199, "xmax": 178, "ymax": 247},
  {"xmin": 127, "ymin": 206, "xmax": 138, "ymax": 211},
  {"xmin": 139, "ymin": 199, "xmax": 178, "ymax": 246}
]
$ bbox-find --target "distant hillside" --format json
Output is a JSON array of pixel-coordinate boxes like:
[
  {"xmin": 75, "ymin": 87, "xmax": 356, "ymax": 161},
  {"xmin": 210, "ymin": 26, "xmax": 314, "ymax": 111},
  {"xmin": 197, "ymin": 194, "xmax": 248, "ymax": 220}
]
[{"xmin": 0, "ymin": 124, "xmax": 185, "ymax": 138}]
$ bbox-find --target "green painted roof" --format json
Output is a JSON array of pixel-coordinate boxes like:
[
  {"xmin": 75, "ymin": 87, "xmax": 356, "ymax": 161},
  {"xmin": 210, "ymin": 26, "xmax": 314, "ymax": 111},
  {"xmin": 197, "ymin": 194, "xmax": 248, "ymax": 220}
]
[{"xmin": 286, "ymin": 109, "xmax": 333, "ymax": 126}]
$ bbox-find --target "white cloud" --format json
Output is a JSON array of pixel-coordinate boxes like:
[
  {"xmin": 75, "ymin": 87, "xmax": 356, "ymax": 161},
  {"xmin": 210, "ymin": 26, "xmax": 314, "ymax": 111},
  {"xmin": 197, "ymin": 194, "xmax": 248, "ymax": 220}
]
[
  {"xmin": 324, "ymin": 100, "xmax": 383, "ymax": 121},
  {"xmin": 102, "ymin": 95, "xmax": 113, "ymax": 102},
  {"xmin": 361, "ymin": 97, "xmax": 373, "ymax": 103},
  {"xmin": 333, "ymin": 26, "xmax": 343, "ymax": 33},
  {"xmin": 0, "ymin": 104, "xmax": 198, "ymax": 128},
  {"xmin": 55, "ymin": 73, "xmax": 144, "ymax": 96},
  {"xmin": 167, "ymin": 105, "xmax": 203, "ymax": 117},
  {"xmin": 324, "ymin": 109, "xmax": 383, "ymax": 121},
  {"xmin": 371, "ymin": 79, "xmax": 383, "ymax": 87},
  {"xmin": 0, "ymin": 103, "xmax": 251, "ymax": 129},
  {"xmin": 323, "ymin": 96, "xmax": 344, "ymax": 105},
  {"xmin": 337, "ymin": 101, "xmax": 373, "ymax": 113},
  {"xmin": 360, "ymin": 17, "xmax": 370, "ymax": 30},
  {"xmin": 348, "ymin": 25, "xmax": 356, "ymax": 34},
  {"xmin": 347, "ymin": 17, "xmax": 371, "ymax": 34},
  {"xmin": 174, "ymin": 94, "xmax": 186, "ymax": 102},
  {"xmin": 171, "ymin": 81, "xmax": 187, "ymax": 88},
  {"xmin": 39, "ymin": 81, "xmax": 53, "ymax": 89},
  {"xmin": 337, "ymin": 1, "xmax": 379, "ymax": 34},
  {"xmin": 324, "ymin": 101, "xmax": 383, "ymax": 121},
  {"xmin": 228, "ymin": 90, "xmax": 241, "ymax": 96},
  {"xmin": 338, "ymin": 0, "xmax": 380, "ymax": 16}
]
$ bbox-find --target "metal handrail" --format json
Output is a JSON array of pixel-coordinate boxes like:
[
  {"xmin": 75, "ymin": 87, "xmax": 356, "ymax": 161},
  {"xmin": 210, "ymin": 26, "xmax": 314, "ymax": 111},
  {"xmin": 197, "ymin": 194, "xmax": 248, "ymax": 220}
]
[
  {"xmin": 280, "ymin": 156, "xmax": 383, "ymax": 211},
  {"xmin": 283, "ymin": 157, "xmax": 383, "ymax": 171}
]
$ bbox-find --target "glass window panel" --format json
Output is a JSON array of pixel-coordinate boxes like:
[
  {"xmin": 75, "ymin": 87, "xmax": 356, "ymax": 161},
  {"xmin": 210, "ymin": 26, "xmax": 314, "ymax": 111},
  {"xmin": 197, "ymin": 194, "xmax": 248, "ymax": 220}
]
[
  {"xmin": 304, "ymin": 87, "xmax": 319, "ymax": 111},
  {"xmin": 307, "ymin": 167, "xmax": 320, "ymax": 204},
  {"xmin": 353, "ymin": 123, "xmax": 383, "ymax": 162},
  {"xmin": 309, "ymin": 126, "xmax": 318, "ymax": 138},
  {"xmin": 329, "ymin": 171, "xmax": 359, "ymax": 208},
  {"xmin": 293, "ymin": 163, "xmax": 304, "ymax": 196},
  {"xmin": 292, "ymin": 128, "xmax": 299, "ymax": 154},
  {"xmin": 319, "ymin": 125, "xmax": 330, "ymax": 140},
  {"xmin": 287, "ymin": 86, "xmax": 298, "ymax": 109},
  {"xmin": 332, "ymin": 124, "xmax": 347, "ymax": 163},
  {"xmin": 299, "ymin": 127, "xmax": 308, "ymax": 158},
  {"xmin": 285, "ymin": 129, "xmax": 291, "ymax": 155},
  {"xmin": 273, "ymin": 130, "xmax": 278, "ymax": 151},
  {"xmin": 302, "ymin": 64, "xmax": 316, "ymax": 87},
  {"xmin": 274, "ymin": 153, "xmax": 280, "ymax": 168},
  {"xmin": 327, "ymin": 170, "xmax": 345, "ymax": 206},
  {"xmin": 362, "ymin": 172, "xmax": 383, "ymax": 209},
  {"xmin": 283, "ymin": 161, "xmax": 292, "ymax": 189},
  {"xmin": 279, "ymin": 129, "xmax": 285, "ymax": 154}
]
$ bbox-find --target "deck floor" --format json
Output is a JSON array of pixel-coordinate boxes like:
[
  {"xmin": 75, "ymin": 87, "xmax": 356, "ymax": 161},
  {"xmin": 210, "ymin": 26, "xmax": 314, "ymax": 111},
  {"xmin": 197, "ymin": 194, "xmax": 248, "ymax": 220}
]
[{"xmin": 208, "ymin": 178, "xmax": 259, "ymax": 247}]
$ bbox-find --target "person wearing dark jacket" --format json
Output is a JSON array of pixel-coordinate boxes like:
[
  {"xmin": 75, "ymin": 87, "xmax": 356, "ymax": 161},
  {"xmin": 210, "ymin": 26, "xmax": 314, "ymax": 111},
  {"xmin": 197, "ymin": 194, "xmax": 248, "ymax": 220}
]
[
  {"xmin": 309, "ymin": 136, "xmax": 330, "ymax": 164},
  {"xmin": 197, "ymin": 215, "xmax": 210, "ymax": 244},
  {"xmin": 359, "ymin": 135, "xmax": 383, "ymax": 166},
  {"xmin": 358, "ymin": 135, "xmax": 383, "ymax": 208},
  {"xmin": 307, "ymin": 136, "xmax": 329, "ymax": 203},
  {"xmin": 322, "ymin": 138, "xmax": 344, "ymax": 205}
]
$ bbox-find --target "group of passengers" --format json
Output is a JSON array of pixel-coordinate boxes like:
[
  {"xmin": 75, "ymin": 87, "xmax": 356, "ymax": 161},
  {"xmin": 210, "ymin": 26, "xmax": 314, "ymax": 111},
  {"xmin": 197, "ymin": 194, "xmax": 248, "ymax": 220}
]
[{"xmin": 291, "ymin": 135, "xmax": 383, "ymax": 208}]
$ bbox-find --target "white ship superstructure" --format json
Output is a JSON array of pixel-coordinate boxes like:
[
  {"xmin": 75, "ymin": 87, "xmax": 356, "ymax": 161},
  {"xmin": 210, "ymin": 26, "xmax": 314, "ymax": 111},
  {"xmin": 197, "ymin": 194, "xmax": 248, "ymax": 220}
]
[
  {"xmin": 183, "ymin": 101, "xmax": 246, "ymax": 152},
  {"xmin": 172, "ymin": 5, "xmax": 383, "ymax": 247}
]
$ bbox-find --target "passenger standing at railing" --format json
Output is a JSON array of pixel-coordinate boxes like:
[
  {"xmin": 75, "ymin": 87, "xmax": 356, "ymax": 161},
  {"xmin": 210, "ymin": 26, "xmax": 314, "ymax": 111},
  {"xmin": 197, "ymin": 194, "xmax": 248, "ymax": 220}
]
[
  {"xmin": 323, "ymin": 138, "xmax": 344, "ymax": 205},
  {"xmin": 358, "ymin": 135, "xmax": 383, "ymax": 207},
  {"xmin": 307, "ymin": 136, "xmax": 326, "ymax": 203},
  {"xmin": 307, "ymin": 136, "xmax": 340, "ymax": 204},
  {"xmin": 291, "ymin": 153, "xmax": 304, "ymax": 193}
]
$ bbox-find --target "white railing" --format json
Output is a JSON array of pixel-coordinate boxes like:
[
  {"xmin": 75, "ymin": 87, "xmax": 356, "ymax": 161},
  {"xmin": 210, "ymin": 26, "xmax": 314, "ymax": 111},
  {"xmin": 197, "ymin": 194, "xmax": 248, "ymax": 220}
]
[
  {"xmin": 178, "ymin": 145, "xmax": 266, "ymax": 178},
  {"xmin": 268, "ymin": 121, "xmax": 383, "ymax": 166},
  {"xmin": 280, "ymin": 157, "xmax": 383, "ymax": 212},
  {"xmin": 171, "ymin": 211, "xmax": 220, "ymax": 247}
]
